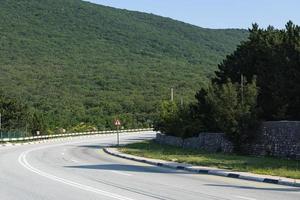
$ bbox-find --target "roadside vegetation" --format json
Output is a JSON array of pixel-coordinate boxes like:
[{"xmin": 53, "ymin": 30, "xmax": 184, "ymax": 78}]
[
  {"xmin": 0, "ymin": 93, "xmax": 45, "ymax": 137},
  {"xmin": 119, "ymin": 140, "xmax": 300, "ymax": 179},
  {"xmin": 155, "ymin": 21, "xmax": 300, "ymax": 154}
]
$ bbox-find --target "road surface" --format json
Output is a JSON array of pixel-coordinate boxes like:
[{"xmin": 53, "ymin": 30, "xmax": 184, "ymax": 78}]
[{"xmin": 0, "ymin": 131, "xmax": 299, "ymax": 200}]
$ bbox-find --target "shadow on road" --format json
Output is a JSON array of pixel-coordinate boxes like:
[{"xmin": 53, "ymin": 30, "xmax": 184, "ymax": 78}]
[
  {"xmin": 77, "ymin": 145, "xmax": 105, "ymax": 149},
  {"xmin": 204, "ymin": 184, "xmax": 300, "ymax": 192},
  {"xmin": 75, "ymin": 143, "xmax": 118, "ymax": 149},
  {"xmin": 124, "ymin": 137, "xmax": 155, "ymax": 141},
  {"xmin": 64, "ymin": 164, "xmax": 188, "ymax": 174}
]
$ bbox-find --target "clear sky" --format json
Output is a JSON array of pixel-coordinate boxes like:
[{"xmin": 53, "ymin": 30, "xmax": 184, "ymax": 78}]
[{"xmin": 86, "ymin": 0, "xmax": 300, "ymax": 29}]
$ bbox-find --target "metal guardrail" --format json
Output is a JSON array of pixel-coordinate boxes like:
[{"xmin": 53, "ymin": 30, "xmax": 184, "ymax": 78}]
[{"xmin": 0, "ymin": 128, "xmax": 153, "ymax": 143}]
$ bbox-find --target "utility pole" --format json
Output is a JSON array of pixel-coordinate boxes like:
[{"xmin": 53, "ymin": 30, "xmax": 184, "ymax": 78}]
[
  {"xmin": 241, "ymin": 74, "xmax": 244, "ymax": 106},
  {"xmin": 171, "ymin": 88, "xmax": 174, "ymax": 102},
  {"xmin": 0, "ymin": 113, "xmax": 2, "ymax": 139}
]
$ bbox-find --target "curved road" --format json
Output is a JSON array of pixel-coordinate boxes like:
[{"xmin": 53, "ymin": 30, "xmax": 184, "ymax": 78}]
[{"xmin": 0, "ymin": 131, "xmax": 299, "ymax": 200}]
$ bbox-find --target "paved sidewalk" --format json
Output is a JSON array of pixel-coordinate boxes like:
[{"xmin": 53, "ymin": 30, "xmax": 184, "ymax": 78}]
[{"xmin": 104, "ymin": 147, "xmax": 300, "ymax": 187}]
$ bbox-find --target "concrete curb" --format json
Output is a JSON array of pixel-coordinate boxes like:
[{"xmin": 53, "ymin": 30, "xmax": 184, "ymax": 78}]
[{"xmin": 104, "ymin": 147, "xmax": 300, "ymax": 188}]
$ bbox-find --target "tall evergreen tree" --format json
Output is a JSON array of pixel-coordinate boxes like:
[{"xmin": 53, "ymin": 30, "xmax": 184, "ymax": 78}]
[{"xmin": 214, "ymin": 21, "xmax": 300, "ymax": 120}]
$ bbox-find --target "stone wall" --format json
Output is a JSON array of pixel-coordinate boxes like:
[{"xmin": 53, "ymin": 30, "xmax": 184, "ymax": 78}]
[
  {"xmin": 249, "ymin": 121, "xmax": 300, "ymax": 159},
  {"xmin": 156, "ymin": 121, "xmax": 300, "ymax": 159},
  {"xmin": 156, "ymin": 132, "xmax": 233, "ymax": 153}
]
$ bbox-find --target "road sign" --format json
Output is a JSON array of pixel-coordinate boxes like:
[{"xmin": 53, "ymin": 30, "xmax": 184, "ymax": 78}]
[{"xmin": 114, "ymin": 119, "xmax": 121, "ymax": 126}]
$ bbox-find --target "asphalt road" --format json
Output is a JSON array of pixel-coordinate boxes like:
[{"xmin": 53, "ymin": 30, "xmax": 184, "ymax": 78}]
[{"xmin": 0, "ymin": 131, "xmax": 299, "ymax": 200}]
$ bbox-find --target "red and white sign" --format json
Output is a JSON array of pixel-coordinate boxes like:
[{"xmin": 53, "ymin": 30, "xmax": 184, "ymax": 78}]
[{"xmin": 114, "ymin": 119, "xmax": 121, "ymax": 126}]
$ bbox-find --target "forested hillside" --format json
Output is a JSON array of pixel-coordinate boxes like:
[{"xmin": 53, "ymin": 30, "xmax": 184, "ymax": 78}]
[{"xmin": 0, "ymin": 0, "xmax": 248, "ymax": 130}]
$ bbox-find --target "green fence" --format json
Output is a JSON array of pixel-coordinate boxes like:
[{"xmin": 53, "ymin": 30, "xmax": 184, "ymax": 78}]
[{"xmin": 0, "ymin": 131, "xmax": 31, "ymax": 139}]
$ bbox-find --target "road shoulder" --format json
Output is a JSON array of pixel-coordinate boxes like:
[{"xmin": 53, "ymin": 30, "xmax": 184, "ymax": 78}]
[{"xmin": 104, "ymin": 147, "xmax": 300, "ymax": 188}]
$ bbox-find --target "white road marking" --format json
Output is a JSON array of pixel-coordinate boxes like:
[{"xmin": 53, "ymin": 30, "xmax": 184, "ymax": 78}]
[
  {"xmin": 110, "ymin": 170, "xmax": 132, "ymax": 176},
  {"xmin": 235, "ymin": 195, "xmax": 257, "ymax": 200},
  {"xmin": 70, "ymin": 159, "xmax": 80, "ymax": 163},
  {"xmin": 17, "ymin": 141, "xmax": 138, "ymax": 200}
]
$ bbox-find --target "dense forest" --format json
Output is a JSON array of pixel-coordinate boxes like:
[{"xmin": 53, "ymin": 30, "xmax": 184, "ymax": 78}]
[{"xmin": 0, "ymin": 0, "xmax": 248, "ymax": 132}]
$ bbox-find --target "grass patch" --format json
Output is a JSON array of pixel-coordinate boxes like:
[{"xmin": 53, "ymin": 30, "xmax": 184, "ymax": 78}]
[{"xmin": 119, "ymin": 140, "xmax": 300, "ymax": 179}]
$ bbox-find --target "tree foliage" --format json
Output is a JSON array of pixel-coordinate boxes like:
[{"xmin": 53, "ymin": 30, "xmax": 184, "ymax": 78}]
[
  {"xmin": 155, "ymin": 21, "xmax": 300, "ymax": 153},
  {"xmin": 155, "ymin": 79, "xmax": 259, "ymax": 152},
  {"xmin": 0, "ymin": 93, "xmax": 28, "ymax": 131},
  {"xmin": 154, "ymin": 100, "xmax": 202, "ymax": 139},
  {"xmin": 0, "ymin": 0, "xmax": 248, "ymax": 129},
  {"xmin": 0, "ymin": 93, "xmax": 49, "ymax": 135},
  {"xmin": 154, "ymin": 101, "xmax": 179, "ymax": 136},
  {"xmin": 28, "ymin": 111, "xmax": 47, "ymax": 135},
  {"xmin": 202, "ymin": 79, "xmax": 259, "ymax": 151},
  {"xmin": 215, "ymin": 21, "xmax": 300, "ymax": 120}
]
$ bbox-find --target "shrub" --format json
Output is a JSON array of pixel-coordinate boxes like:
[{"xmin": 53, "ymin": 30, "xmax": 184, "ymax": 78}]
[
  {"xmin": 194, "ymin": 78, "xmax": 259, "ymax": 152},
  {"xmin": 154, "ymin": 101, "xmax": 202, "ymax": 139}
]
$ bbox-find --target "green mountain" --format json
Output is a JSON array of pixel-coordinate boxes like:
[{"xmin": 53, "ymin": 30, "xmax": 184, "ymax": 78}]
[{"xmin": 0, "ymin": 0, "xmax": 248, "ymax": 129}]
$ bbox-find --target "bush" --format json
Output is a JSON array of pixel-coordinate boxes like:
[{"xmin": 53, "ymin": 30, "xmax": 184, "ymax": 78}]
[
  {"xmin": 28, "ymin": 111, "xmax": 47, "ymax": 135},
  {"xmin": 0, "ymin": 93, "xmax": 29, "ymax": 132},
  {"xmin": 155, "ymin": 78, "xmax": 260, "ymax": 153},
  {"xmin": 154, "ymin": 101, "xmax": 202, "ymax": 139},
  {"xmin": 194, "ymin": 78, "xmax": 259, "ymax": 152},
  {"xmin": 68, "ymin": 122, "xmax": 98, "ymax": 133}
]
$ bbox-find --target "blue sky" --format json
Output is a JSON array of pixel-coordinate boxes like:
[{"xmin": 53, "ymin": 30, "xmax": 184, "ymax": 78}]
[{"xmin": 86, "ymin": 0, "xmax": 300, "ymax": 29}]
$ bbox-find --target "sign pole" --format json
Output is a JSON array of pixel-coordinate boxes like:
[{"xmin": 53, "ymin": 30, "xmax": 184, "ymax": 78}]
[
  {"xmin": 117, "ymin": 126, "xmax": 120, "ymax": 146},
  {"xmin": 114, "ymin": 119, "xmax": 121, "ymax": 146}
]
